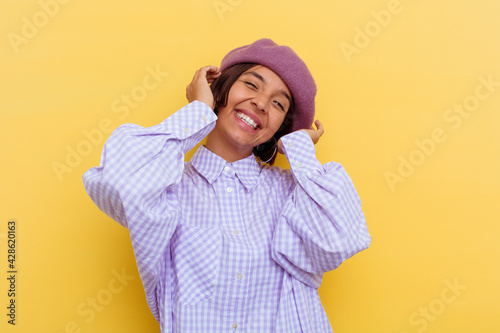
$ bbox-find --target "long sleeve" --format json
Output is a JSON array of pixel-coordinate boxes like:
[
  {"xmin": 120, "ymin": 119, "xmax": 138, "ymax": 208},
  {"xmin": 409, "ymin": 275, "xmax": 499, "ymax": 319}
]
[
  {"xmin": 82, "ymin": 101, "xmax": 217, "ymax": 324},
  {"xmin": 272, "ymin": 130, "xmax": 371, "ymax": 289}
]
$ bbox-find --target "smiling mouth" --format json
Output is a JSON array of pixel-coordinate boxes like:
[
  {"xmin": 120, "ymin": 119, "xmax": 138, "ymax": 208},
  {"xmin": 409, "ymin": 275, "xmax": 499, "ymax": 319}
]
[{"xmin": 236, "ymin": 111, "xmax": 259, "ymax": 130}]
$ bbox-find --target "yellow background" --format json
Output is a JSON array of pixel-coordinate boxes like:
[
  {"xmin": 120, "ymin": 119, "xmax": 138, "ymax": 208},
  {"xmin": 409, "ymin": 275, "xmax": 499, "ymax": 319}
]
[{"xmin": 1, "ymin": 0, "xmax": 499, "ymax": 332}]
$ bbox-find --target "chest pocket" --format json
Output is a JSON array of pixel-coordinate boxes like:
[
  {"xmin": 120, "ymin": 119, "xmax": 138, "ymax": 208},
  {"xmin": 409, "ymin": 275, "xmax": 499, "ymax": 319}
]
[{"xmin": 170, "ymin": 224, "xmax": 221, "ymax": 305}]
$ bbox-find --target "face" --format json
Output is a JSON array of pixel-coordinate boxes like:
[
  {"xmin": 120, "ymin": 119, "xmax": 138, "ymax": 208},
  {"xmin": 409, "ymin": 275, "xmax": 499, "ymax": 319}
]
[{"xmin": 213, "ymin": 65, "xmax": 292, "ymax": 155}]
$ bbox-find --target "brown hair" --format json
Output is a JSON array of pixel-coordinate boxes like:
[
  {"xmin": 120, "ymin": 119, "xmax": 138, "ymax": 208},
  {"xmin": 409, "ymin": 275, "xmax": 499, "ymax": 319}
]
[{"xmin": 210, "ymin": 63, "xmax": 295, "ymax": 165}]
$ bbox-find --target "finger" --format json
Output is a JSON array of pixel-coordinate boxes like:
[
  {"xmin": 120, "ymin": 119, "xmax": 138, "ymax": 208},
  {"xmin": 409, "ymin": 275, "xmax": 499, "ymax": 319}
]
[
  {"xmin": 277, "ymin": 139, "xmax": 284, "ymax": 154},
  {"xmin": 207, "ymin": 71, "xmax": 222, "ymax": 79},
  {"xmin": 192, "ymin": 66, "xmax": 218, "ymax": 81},
  {"xmin": 315, "ymin": 120, "xmax": 324, "ymax": 132},
  {"xmin": 199, "ymin": 68, "xmax": 220, "ymax": 86},
  {"xmin": 308, "ymin": 124, "xmax": 318, "ymax": 131},
  {"xmin": 201, "ymin": 66, "xmax": 220, "ymax": 76},
  {"xmin": 204, "ymin": 65, "xmax": 219, "ymax": 72},
  {"xmin": 207, "ymin": 71, "xmax": 222, "ymax": 83}
]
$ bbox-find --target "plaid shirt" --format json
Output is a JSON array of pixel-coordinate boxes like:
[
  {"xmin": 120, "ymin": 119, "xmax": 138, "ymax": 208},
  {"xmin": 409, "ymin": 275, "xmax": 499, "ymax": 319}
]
[{"xmin": 83, "ymin": 101, "xmax": 371, "ymax": 332}]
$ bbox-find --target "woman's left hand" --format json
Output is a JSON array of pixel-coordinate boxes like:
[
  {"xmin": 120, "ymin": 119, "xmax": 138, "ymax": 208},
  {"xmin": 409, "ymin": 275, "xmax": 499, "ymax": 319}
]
[{"xmin": 277, "ymin": 120, "xmax": 324, "ymax": 154}]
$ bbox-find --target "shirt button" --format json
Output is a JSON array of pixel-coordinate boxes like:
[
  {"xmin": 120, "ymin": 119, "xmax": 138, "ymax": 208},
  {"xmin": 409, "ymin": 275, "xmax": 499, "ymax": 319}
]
[
  {"xmin": 232, "ymin": 230, "xmax": 239, "ymax": 235},
  {"xmin": 288, "ymin": 142, "xmax": 295, "ymax": 148},
  {"xmin": 224, "ymin": 166, "xmax": 230, "ymax": 172},
  {"xmin": 232, "ymin": 323, "xmax": 238, "ymax": 329},
  {"xmin": 202, "ymin": 115, "xmax": 207, "ymax": 121},
  {"xmin": 236, "ymin": 273, "xmax": 243, "ymax": 280},
  {"xmin": 296, "ymin": 163, "xmax": 303, "ymax": 169},
  {"xmin": 183, "ymin": 127, "xmax": 190, "ymax": 133},
  {"xmin": 226, "ymin": 187, "xmax": 233, "ymax": 193}
]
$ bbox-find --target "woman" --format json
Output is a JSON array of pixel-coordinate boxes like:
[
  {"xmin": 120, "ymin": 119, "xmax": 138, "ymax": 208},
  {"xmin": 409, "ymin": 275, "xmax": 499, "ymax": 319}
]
[{"xmin": 83, "ymin": 38, "xmax": 371, "ymax": 332}]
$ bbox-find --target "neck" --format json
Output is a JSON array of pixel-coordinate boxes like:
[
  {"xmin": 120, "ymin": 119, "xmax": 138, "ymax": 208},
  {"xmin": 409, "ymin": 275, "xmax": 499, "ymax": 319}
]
[{"xmin": 205, "ymin": 131, "xmax": 253, "ymax": 163}]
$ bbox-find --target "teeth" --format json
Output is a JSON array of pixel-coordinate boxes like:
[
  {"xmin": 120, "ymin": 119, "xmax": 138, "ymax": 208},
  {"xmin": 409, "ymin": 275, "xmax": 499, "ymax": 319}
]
[{"xmin": 236, "ymin": 112, "xmax": 258, "ymax": 130}]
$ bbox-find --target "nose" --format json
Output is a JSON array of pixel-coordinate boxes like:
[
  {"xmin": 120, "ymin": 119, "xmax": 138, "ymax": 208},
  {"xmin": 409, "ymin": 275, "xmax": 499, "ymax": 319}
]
[{"xmin": 251, "ymin": 94, "xmax": 268, "ymax": 113}]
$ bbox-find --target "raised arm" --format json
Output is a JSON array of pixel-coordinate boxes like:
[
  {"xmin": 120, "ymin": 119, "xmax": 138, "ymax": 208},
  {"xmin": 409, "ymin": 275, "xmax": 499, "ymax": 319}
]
[{"xmin": 272, "ymin": 129, "xmax": 371, "ymax": 289}]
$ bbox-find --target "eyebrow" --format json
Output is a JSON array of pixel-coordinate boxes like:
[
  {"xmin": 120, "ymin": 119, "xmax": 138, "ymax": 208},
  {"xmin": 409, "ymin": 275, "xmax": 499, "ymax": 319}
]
[{"xmin": 243, "ymin": 71, "xmax": 292, "ymax": 103}]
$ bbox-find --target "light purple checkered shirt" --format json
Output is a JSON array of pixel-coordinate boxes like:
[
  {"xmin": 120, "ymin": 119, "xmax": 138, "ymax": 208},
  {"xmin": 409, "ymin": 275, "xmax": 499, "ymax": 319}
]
[{"xmin": 83, "ymin": 101, "xmax": 371, "ymax": 332}]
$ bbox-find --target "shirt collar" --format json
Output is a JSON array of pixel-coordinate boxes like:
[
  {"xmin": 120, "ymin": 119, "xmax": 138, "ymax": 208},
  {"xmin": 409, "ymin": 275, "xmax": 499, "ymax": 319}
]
[{"xmin": 191, "ymin": 145, "xmax": 262, "ymax": 190}]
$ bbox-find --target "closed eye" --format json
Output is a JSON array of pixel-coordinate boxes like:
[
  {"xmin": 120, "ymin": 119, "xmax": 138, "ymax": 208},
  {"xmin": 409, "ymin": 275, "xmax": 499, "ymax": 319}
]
[
  {"xmin": 245, "ymin": 81, "xmax": 258, "ymax": 89},
  {"xmin": 274, "ymin": 100, "xmax": 285, "ymax": 111}
]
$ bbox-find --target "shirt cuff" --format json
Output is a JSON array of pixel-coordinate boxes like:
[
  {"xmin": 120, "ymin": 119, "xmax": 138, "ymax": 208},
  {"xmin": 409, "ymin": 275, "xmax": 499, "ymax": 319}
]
[
  {"xmin": 280, "ymin": 130, "xmax": 323, "ymax": 175},
  {"xmin": 157, "ymin": 100, "xmax": 217, "ymax": 152}
]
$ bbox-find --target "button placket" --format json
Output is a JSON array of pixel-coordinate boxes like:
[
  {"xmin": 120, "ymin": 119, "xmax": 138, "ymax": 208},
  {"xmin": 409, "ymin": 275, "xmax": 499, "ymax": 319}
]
[{"xmin": 217, "ymin": 169, "xmax": 248, "ymax": 322}]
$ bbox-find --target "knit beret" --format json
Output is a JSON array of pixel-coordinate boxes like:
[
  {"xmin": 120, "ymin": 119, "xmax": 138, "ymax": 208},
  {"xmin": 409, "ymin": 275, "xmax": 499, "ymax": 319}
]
[{"xmin": 220, "ymin": 38, "xmax": 316, "ymax": 132}]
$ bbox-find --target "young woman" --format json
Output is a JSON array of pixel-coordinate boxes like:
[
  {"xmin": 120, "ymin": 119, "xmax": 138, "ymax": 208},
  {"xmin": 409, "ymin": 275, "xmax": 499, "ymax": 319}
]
[{"xmin": 83, "ymin": 38, "xmax": 371, "ymax": 332}]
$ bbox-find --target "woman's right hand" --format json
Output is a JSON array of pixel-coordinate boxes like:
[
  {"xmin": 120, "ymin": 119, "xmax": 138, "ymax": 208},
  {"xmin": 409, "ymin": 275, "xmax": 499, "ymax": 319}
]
[{"xmin": 186, "ymin": 66, "xmax": 221, "ymax": 109}]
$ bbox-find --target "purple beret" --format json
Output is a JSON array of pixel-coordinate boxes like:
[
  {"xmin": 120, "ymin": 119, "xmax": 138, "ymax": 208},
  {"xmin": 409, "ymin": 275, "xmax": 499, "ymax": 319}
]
[{"xmin": 220, "ymin": 38, "xmax": 316, "ymax": 132}]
